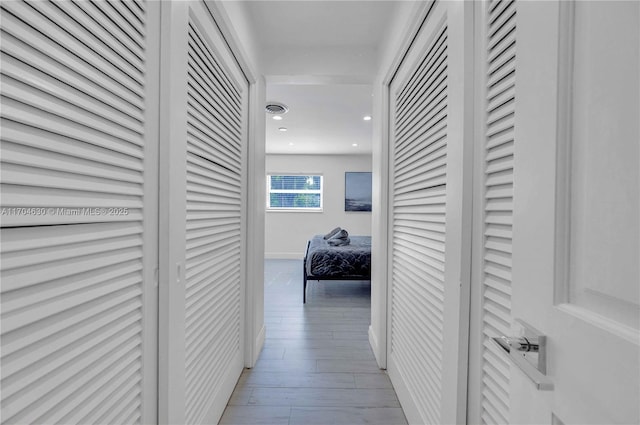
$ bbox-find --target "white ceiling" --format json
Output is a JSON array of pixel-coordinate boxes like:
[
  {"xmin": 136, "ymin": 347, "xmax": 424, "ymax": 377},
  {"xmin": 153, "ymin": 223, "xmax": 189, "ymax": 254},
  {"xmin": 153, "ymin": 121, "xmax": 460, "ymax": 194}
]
[
  {"xmin": 266, "ymin": 84, "xmax": 373, "ymax": 154},
  {"xmin": 243, "ymin": 1, "xmax": 399, "ymax": 49},
  {"xmin": 240, "ymin": 1, "xmax": 407, "ymax": 155}
]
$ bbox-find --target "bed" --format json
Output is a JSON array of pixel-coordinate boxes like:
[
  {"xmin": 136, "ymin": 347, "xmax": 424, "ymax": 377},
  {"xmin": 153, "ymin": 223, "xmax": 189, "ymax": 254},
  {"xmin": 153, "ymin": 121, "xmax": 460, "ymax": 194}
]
[{"xmin": 303, "ymin": 234, "xmax": 372, "ymax": 303}]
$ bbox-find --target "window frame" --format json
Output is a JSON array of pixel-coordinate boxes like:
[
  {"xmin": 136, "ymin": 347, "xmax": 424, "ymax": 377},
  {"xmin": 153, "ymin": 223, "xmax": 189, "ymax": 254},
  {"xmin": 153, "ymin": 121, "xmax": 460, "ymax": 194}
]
[{"xmin": 266, "ymin": 174, "xmax": 324, "ymax": 212}]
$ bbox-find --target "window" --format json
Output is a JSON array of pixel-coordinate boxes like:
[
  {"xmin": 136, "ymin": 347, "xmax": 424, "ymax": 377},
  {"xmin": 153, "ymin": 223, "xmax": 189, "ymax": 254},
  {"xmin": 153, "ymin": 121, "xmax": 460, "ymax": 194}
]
[{"xmin": 267, "ymin": 175, "xmax": 323, "ymax": 210}]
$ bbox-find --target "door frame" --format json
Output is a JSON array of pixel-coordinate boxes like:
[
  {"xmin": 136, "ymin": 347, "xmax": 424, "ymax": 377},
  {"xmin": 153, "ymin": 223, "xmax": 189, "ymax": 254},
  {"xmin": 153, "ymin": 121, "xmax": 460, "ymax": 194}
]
[{"xmin": 142, "ymin": 2, "xmax": 161, "ymax": 423}]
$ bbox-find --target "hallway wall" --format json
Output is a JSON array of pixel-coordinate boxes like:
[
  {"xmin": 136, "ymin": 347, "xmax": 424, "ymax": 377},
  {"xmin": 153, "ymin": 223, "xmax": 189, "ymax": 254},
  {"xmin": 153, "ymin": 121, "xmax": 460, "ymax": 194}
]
[{"xmin": 265, "ymin": 154, "xmax": 372, "ymax": 258}]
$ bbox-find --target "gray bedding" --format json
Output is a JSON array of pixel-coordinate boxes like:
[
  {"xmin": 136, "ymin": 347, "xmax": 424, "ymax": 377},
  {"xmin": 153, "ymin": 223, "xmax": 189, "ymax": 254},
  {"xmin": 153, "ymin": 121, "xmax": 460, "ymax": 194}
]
[{"xmin": 305, "ymin": 235, "xmax": 371, "ymax": 278}]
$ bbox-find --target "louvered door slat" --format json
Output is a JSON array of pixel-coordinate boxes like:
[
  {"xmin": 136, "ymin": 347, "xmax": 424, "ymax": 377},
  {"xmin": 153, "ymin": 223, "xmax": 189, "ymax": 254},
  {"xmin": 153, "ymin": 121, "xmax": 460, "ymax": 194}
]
[
  {"xmin": 395, "ymin": 133, "xmax": 446, "ymax": 166},
  {"xmin": 187, "ymin": 65, "xmax": 241, "ymax": 137},
  {"xmin": 185, "ymin": 251, "xmax": 238, "ymax": 314},
  {"xmin": 393, "ymin": 267, "xmax": 445, "ymax": 320},
  {"xmin": 484, "ymin": 251, "xmax": 512, "ymax": 271},
  {"xmin": 395, "ymin": 157, "xmax": 447, "ymax": 189},
  {"xmin": 483, "ymin": 343, "xmax": 510, "ymax": 380},
  {"xmin": 188, "ymin": 23, "xmax": 241, "ymax": 114},
  {"xmin": 186, "ymin": 99, "xmax": 240, "ymax": 161},
  {"xmin": 1, "ymin": 57, "xmax": 143, "ymax": 134},
  {"xmin": 396, "ymin": 133, "xmax": 448, "ymax": 182},
  {"xmin": 396, "ymin": 129, "xmax": 447, "ymax": 169},
  {"xmin": 186, "ymin": 55, "xmax": 241, "ymax": 136},
  {"xmin": 487, "ymin": 84, "xmax": 515, "ymax": 115},
  {"xmin": 395, "ymin": 63, "xmax": 448, "ymax": 139},
  {"xmin": 394, "ymin": 255, "xmax": 445, "ymax": 291},
  {"xmin": 69, "ymin": 1, "xmax": 145, "ymax": 61},
  {"xmin": 396, "ymin": 99, "xmax": 447, "ymax": 152},
  {"xmin": 391, "ymin": 305, "xmax": 443, "ymax": 387},
  {"xmin": 396, "ymin": 29, "xmax": 448, "ymax": 119},
  {"xmin": 186, "ymin": 162, "xmax": 241, "ymax": 191},
  {"xmin": 0, "ymin": 1, "xmax": 156, "ymax": 424},
  {"xmin": 0, "ymin": 79, "xmax": 142, "ymax": 145},
  {"xmin": 186, "ymin": 302, "xmax": 236, "ymax": 376},
  {"xmin": 69, "ymin": 371, "xmax": 141, "ymax": 425},
  {"xmin": 185, "ymin": 108, "xmax": 241, "ymax": 169},
  {"xmin": 489, "ymin": 0, "xmax": 510, "ymax": 15},
  {"xmin": 487, "ymin": 4, "xmax": 516, "ymax": 49},
  {"xmin": 185, "ymin": 284, "xmax": 237, "ymax": 371},
  {"xmin": 483, "ymin": 376, "xmax": 509, "ymax": 413},
  {"xmin": 390, "ymin": 316, "xmax": 441, "ymax": 422},
  {"xmin": 123, "ymin": 1, "xmax": 145, "ymax": 27},
  {"xmin": 187, "ymin": 319, "xmax": 238, "ymax": 420},
  {"xmin": 1, "ymin": 3, "xmax": 144, "ymax": 97},
  {"xmin": 478, "ymin": 1, "xmax": 517, "ymax": 423},
  {"xmin": 106, "ymin": 1, "xmax": 145, "ymax": 38},
  {"xmin": 1, "ymin": 141, "xmax": 142, "ymax": 184},
  {"xmin": 488, "ymin": 2, "xmax": 515, "ymax": 38},
  {"xmin": 38, "ymin": 1, "xmax": 145, "ymax": 73},
  {"xmin": 391, "ymin": 322, "xmax": 442, "ymax": 400},
  {"xmin": 0, "ymin": 15, "xmax": 142, "ymax": 109},
  {"xmin": 187, "ymin": 167, "xmax": 241, "ymax": 196},
  {"xmin": 487, "ymin": 35, "xmax": 515, "ymax": 74},
  {"xmin": 2, "ymin": 306, "xmax": 141, "ymax": 399},
  {"xmin": 395, "ymin": 65, "xmax": 448, "ymax": 140},
  {"xmin": 1, "ymin": 107, "xmax": 143, "ymax": 161},
  {"xmin": 91, "ymin": 1, "xmax": 145, "ymax": 50},
  {"xmin": 396, "ymin": 132, "xmax": 447, "ymax": 170}
]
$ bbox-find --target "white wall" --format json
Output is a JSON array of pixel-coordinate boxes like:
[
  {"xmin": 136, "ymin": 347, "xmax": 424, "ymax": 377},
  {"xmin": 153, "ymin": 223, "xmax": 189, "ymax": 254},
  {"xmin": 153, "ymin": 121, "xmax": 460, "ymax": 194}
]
[
  {"xmin": 265, "ymin": 154, "xmax": 372, "ymax": 258},
  {"xmin": 260, "ymin": 46, "xmax": 377, "ymax": 83}
]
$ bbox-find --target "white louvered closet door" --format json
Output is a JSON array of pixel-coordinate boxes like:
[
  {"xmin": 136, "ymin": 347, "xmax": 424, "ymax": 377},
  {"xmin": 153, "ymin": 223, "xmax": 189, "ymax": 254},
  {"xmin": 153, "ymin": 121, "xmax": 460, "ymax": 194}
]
[
  {"xmin": 185, "ymin": 6, "xmax": 247, "ymax": 424},
  {"xmin": 469, "ymin": 1, "xmax": 517, "ymax": 423},
  {"xmin": 159, "ymin": 1, "xmax": 248, "ymax": 424},
  {"xmin": 387, "ymin": 2, "xmax": 471, "ymax": 424},
  {"xmin": 0, "ymin": 1, "xmax": 160, "ymax": 424}
]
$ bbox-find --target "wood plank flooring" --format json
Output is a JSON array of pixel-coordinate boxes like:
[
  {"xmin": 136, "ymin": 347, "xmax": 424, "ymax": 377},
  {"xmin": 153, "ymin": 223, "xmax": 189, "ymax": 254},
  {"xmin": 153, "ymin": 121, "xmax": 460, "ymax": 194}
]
[{"xmin": 219, "ymin": 259, "xmax": 407, "ymax": 425}]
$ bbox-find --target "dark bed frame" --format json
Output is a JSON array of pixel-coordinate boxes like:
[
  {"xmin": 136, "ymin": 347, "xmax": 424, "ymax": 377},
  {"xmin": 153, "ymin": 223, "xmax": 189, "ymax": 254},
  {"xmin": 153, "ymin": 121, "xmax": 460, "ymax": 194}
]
[{"xmin": 302, "ymin": 240, "xmax": 372, "ymax": 303}]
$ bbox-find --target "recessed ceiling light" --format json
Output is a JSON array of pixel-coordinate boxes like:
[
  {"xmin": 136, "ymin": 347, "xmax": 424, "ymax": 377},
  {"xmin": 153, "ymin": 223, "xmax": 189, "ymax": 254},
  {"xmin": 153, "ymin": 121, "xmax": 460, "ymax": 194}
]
[
  {"xmin": 363, "ymin": 116, "xmax": 372, "ymax": 121},
  {"xmin": 289, "ymin": 142, "xmax": 294, "ymax": 146},
  {"xmin": 273, "ymin": 116, "xmax": 283, "ymax": 121},
  {"xmin": 279, "ymin": 127, "xmax": 288, "ymax": 132},
  {"xmin": 352, "ymin": 143, "xmax": 359, "ymax": 147}
]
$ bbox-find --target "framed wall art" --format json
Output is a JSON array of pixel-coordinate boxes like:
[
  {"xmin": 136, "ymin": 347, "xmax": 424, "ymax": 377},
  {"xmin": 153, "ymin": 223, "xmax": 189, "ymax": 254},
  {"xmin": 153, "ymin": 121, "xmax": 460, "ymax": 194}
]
[{"xmin": 345, "ymin": 172, "xmax": 372, "ymax": 212}]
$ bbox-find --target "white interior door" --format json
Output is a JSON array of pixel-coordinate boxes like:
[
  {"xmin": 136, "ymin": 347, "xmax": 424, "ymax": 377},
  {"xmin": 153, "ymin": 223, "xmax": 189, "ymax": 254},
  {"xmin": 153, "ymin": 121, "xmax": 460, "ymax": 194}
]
[
  {"xmin": 0, "ymin": 1, "xmax": 160, "ymax": 423},
  {"xmin": 508, "ymin": 1, "xmax": 639, "ymax": 423},
  {"xmin": 158, "ymin": 1, "xmax": 248, "ymax": 424},
  {"xmin": 387, "ymin": 1, "xmax": 473, "ymax": 423}
]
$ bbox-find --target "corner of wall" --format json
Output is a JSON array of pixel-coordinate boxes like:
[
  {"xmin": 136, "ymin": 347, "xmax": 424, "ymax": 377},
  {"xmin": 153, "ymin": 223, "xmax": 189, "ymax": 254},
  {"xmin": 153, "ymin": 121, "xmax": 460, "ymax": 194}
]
[
  {"xmin": 368, "ymin": 325, "xmax": 385, "ymax": 369},
  {"xmin": 251, "ymin": 324, "xmax": 266, "ymax": 367}
]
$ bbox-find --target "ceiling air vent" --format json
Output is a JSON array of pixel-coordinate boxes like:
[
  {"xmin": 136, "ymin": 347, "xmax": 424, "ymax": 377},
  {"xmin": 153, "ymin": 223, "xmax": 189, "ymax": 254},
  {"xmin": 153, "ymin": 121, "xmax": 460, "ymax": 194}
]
[{"xmin": 265, "ymin": 102, "xmax": 289, "ymax": 115}]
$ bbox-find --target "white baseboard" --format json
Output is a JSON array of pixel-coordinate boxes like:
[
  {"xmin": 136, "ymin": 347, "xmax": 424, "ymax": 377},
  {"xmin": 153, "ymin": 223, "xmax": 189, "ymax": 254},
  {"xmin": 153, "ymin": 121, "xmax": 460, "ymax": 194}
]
[
  {"xmin": 265, "ymin": 252, "xmax": 304, "ymax": 260},
  {"xmin": 368, "ymin": 325, "xmax": 387, "ymax": 369},
  {"xmin": 252, "ymin": 324, "xmax": 265, "ymax": 366}
]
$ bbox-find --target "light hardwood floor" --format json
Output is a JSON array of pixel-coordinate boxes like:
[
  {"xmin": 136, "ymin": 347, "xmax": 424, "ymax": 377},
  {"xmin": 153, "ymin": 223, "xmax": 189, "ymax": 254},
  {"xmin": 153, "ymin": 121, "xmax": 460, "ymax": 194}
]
[{"xmin": 219, "ymin": 259, "xmax": 407, "ymax": 425}]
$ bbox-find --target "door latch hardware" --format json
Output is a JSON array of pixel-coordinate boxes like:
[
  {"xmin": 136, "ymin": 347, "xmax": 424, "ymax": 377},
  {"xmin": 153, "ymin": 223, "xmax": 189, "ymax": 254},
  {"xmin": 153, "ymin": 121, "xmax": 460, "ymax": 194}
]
[
  {"xmin": 492, "ymin": 319, "xmax": 554, "ymax": 391},
  {"xmin": 494, "ymin": 335, "xmax": 539, "ymax": 353}
]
